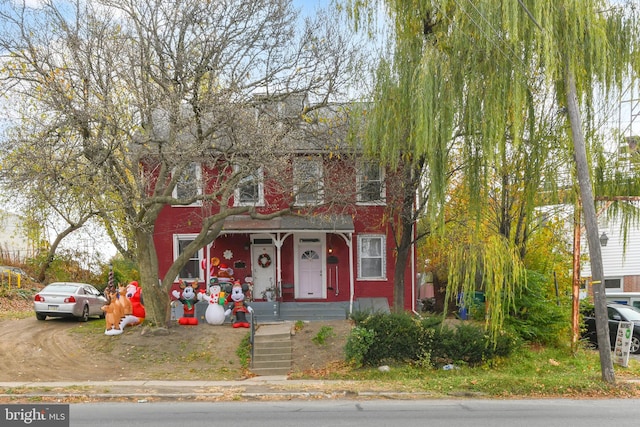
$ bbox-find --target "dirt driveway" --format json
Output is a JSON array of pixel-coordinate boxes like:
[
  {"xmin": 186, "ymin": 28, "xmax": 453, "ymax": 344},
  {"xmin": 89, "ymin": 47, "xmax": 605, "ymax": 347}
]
[
  {"xmin": 0, "ymin": 316, "xmax": 351, "ymax": 382},
  {"xmin": 0, "ymin": 317, "xmax": 122, "ymax": 381}
]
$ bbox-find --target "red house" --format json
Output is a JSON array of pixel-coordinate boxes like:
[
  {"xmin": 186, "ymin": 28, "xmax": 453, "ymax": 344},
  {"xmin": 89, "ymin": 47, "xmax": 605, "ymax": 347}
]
[{"xmin": 152, "ymin": 107, "xmax": 419, "ymax": 321}]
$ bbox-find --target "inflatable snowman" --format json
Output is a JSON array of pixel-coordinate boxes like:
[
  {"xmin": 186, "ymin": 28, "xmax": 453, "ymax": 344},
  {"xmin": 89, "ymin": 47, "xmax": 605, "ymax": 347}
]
[{"xmin": 198, "ymin": 281, "xmax": 226, "ymax": 325}]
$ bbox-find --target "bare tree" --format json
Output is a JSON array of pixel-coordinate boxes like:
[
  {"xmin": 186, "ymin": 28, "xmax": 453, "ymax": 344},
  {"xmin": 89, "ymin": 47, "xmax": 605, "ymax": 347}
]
[{"xmin": 0, "ymin": 0, "xmax": 365, "ymax": 326}]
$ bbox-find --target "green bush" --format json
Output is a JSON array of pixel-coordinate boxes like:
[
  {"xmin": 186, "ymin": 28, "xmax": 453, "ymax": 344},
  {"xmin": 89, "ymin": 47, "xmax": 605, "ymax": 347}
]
[
  {"xmin": 358, "ymin": 312, "xmax": 427, "ymax": 365},
  {"xmin": 505, "ymin": 270, "xmax": 569, "ymax": 346},
  {"xmin": 431, "ymin": 323, "xmax": 518, "ymax": 366},
  {"xmin": 344, "ymin": 312, "xmax": 518, "ymax": 368},
  {"xmin": 344, "ymin": 326, "xmax": 376, "ymax": 368}
]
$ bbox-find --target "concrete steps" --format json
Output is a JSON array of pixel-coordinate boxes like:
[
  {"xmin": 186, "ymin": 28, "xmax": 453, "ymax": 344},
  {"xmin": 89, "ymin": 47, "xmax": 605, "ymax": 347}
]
[{"xmin": 250, "ymin": 323, "xmax": 292, "ymax": 376}]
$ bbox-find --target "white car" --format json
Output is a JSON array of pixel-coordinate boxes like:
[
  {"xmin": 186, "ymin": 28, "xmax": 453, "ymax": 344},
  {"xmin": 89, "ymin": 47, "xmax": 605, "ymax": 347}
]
[{"xmin": 34, "ymin": 282, "xmax": 107, "ymax": 321}]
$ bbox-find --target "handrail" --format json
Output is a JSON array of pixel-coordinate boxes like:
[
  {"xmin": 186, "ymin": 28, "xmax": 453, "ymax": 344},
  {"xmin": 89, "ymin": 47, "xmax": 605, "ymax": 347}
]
[{"xmin": 249, "ymin": 311, "xmax": 255, "ymax": 368}]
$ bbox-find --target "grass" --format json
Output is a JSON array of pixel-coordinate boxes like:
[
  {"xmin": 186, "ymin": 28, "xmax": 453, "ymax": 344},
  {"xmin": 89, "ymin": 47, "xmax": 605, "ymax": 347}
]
[{"xmin": 293, "ymin": 343, "xmax": 640, "ymax": 398}]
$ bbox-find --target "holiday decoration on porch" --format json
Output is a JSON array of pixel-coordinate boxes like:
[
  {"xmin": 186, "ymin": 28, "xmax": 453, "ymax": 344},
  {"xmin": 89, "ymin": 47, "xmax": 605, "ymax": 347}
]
[
  {"xmin": 198, "ymin": 282, "xmax": 226, "ymax": 325},
  {"xmin": 257, "ymin": 252, "xmax": 271, "ymax": 268},
  {"xmin": 171, "ymin": 280, "xmax": 200, "ymax": 325},
  {"xmin": 224, "ymin": 281, "xmax": 253, "ymax": 328},
  {"xmin": 217, "ymin": 263, "xmax": 234, "ymax": 287}
]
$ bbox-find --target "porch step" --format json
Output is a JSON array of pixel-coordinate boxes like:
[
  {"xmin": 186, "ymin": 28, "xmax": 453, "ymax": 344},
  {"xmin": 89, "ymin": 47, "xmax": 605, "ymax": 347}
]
[{"xmin": 250, "ymin": 323, "xmax": 292, "ymax": 376}]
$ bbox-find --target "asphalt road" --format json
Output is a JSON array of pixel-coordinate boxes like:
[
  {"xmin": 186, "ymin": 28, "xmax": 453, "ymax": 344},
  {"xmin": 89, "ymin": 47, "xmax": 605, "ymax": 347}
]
[{"xmin": 67, "ymin": 399, "xmax": 640, "ymax": 427}]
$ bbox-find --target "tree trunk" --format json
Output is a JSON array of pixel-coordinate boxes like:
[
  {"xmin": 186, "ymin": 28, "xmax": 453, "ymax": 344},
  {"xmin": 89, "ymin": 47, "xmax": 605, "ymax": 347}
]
[
  {"xmin": 135, "ymin": 229, "xmax": 170, "ymax": 328},
  {"xmin": 393, "ymin": 224, "xmax": 413, "ymax": 313},
  {"xmin": 564, "ymin": 66, "xmax": 615, "ymax": 384},
  {"xmin": 392, "ymin": 161, "xmax": 421, "ymax": 313}
]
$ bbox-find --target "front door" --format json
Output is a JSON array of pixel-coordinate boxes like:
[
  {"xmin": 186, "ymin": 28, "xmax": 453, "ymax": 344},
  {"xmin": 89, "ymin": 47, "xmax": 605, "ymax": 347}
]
[
  {"xmin": 252, "ymin": 240, "xmax": 275, "ymax": 300},
  {"xmin": 297, "ymin": 238, "xmax": 324, "ymax": 298}
]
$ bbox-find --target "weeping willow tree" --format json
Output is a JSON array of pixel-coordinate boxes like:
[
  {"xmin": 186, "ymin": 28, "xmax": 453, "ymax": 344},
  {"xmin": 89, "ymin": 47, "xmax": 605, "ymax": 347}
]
[{"xmin": 344, "ymin": 0, "xmax": 640, "ymax": 383}]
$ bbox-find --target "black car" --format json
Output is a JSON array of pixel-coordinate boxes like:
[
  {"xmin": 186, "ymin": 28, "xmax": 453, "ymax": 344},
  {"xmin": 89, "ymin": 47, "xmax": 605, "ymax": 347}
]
[{"xmin": 583, "ymin": 303, "xmax": 640, "ymax": 354}]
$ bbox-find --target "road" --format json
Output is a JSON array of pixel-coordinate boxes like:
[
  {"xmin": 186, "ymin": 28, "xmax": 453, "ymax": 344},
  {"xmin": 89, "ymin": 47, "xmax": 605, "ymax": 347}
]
[{"xmin": 66, "ymin": 399, "xmax": 640, "ymax": 427}]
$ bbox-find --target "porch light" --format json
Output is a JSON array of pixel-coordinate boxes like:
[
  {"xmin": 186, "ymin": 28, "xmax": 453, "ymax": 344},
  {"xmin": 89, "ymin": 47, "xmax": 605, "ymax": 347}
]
[{"xmin": 599, "ymin": 232, "xmax": 609, "ymax": 247}]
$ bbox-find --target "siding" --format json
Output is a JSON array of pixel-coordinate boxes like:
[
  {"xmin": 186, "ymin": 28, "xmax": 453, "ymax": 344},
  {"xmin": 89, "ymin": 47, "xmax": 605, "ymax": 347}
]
[{"xmin": 581, "ymin": 215, "xmax": 640, "ymax": 278}]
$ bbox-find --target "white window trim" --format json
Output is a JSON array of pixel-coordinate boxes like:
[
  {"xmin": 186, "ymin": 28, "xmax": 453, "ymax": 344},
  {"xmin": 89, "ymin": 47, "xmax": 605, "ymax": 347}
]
[
  {"xmin": 172, "ymin": 162, "xmax": 202, "ymax": 207},
  {"xmin": 293, "ymin": 157, "xmax": 324, "ymax": 206},
  {"xmin": 357, "ymin": 234, "xmax": 387, "ymax": 280},
  {"xmin": 604, "ymin": 277, "xmax": 623, "ymax": 292},
  {"xmin": 234, "ymin": 166, "xmax": 265, "ymax": 207},
  {"xmin": 356, "ymin": 161, "xmax": 386, "ymax": 205},
  {"xmin": 173, "ymin": 234, "xmax": 204, "ymax": 282}
]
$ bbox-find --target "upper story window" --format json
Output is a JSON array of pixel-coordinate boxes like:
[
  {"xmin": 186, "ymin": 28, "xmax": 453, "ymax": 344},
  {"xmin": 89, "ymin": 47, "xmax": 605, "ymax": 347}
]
[
  {"xmin": 234, "ymin": 167, "xmax": 264, "ymax": 206},
  {"xmin": 357, "ymin": 161, "xmax": 385, "ymax": 204},
  {"xmin": 357, "ymin": 234, "xmax": 386, "ymax": 280},
  {"xmin": 172, "ymin": 162, "xmax": 202, "ymax": 206},
  {"xmin": 294, "ymin": 157, "xmax": 323, "ymax": 205}
]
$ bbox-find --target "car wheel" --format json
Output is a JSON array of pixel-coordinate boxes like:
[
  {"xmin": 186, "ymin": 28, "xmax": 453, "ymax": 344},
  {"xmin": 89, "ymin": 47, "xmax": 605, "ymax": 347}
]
[
  {"xmin": 36, "ymin": 313, "xmax": 46, "ymax": 321},
  {"xmin": 631, "ymin": 334, "xmax": 640, "ymax": 354},
  {"xmin": 79, "ymin": 305, "xmax": 89, "ymax": 322}
]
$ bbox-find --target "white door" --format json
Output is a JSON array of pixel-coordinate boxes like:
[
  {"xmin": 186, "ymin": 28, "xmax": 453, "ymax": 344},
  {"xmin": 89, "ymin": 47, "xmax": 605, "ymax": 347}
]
[
  {"xmin": 252, "ymin": 244, "xmax": 275, "ymax": 300},
  {"xmin": 298, "ymin": 240, "xmax": 324, "ymax": 298}
]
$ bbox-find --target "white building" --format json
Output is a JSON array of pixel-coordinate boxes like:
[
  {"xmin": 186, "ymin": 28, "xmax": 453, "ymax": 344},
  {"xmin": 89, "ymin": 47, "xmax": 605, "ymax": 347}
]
[{"xmin": 0, "ymin": 209, "xmax": 33, "ymax": 262}]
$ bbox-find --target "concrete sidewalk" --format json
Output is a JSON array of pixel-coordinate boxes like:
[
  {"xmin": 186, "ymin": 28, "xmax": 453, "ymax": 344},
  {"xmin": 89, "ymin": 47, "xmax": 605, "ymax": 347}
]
[{"xmin": 0, "ymin": 377, "xmax": 431, "ymax": 401}]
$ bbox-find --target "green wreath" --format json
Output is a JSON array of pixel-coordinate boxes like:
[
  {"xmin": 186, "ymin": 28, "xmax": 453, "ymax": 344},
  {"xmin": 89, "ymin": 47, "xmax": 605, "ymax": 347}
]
[{"xmin": 258, "ymin": 253, "xmax": 272, "ymax": 268}]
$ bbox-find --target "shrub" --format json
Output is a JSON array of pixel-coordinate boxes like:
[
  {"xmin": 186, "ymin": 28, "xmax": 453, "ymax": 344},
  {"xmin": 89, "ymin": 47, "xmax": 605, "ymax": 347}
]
[
  {"xmin": 358, "ymin": 312, "xmax": 426, "ymax": 365},
  {"xmin": 349, "ymin": 310, "xmax": 371, "ymax": 326},
  {"xmin": 431, "ymin": 323, "xmax": 518, "ymax": 366},
  {"xmin": 344, "ymin": 326, "xmax": 376, "ymax": 368},
  {"xmin": 505, "ymin": 270, "xmax": 569, "ymax": 346}
]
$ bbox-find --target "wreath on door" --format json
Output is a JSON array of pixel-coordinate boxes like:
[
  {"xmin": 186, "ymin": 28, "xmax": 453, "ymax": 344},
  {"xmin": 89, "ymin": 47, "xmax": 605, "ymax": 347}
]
[{"xmin": 258, "ymin": 253, "xmax": 272, "ymax": 268}]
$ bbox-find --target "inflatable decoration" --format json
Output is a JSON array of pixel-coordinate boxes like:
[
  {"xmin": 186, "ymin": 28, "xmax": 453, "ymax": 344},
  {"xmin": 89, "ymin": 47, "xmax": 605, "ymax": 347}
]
[
  {"xmin": 102, "ymin": 288, "xmax": 124, "ymax": 335},
  {"xmin": 115, "ymin": 284, "xmax": 141, "ymax": 328},
  {"xmin": 172, "ymin": 280, "xmax": 200, "ymax": 325},
  {"xmin": 198, "ymin": 282, "xmax": 226, "ymax": 325},
  {"xmin": 224, "ymin": 281, "xmax": 253, "ymax": 328},
  {"xmin": 126, "ymin": 281, "xmax": 145, "ymax": 324},
  {"xmin": 217, "ymin": 263, "xmax": 234, "ymax": 287}
]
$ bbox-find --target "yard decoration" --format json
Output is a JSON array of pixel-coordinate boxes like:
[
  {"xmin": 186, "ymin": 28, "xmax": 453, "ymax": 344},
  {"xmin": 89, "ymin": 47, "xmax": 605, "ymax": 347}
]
[
  {"xmin": 126, "ymin": 281, "xmax": 145, "ymax": 324},
  {"xmin": 172, "ymin": 280, "xmax": 200, "ymax": 325},
  {"xmin": 217, "ymin": 263, "xmax": 234, "ymax": 287},
  {"xmin": 198, "ymin": 283, "xmax": 226, "ymax": 325},
  {"xmin": 102, "ymin": 288, "xmax": 124, "ymax": 335},
  {"xmin": 224, "ymin": 281, "xmax": 253, "ymax": 328}
]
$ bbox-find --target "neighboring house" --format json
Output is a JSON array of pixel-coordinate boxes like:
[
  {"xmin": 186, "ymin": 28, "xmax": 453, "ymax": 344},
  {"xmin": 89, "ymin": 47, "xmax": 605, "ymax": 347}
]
[
  {"xmin": 0, "ymin": 209, "xmax": 33, "ymax": 262},
  {"xmin": 581, "ymin": 136, "xmax": 640, "ymax": 298},
  {"xmin": 152, "ymin": 102, "xmax": 418, "ymax": 319},
  {"xmin": 581, "ymin": 206, "xmax": 640, "ymax": 295}
]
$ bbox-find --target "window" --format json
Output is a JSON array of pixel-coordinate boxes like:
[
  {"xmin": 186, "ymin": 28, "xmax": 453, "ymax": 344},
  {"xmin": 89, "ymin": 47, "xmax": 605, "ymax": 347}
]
[
  {"xmin": 234, "ymin": 167, "xmax": 264, "ymax": 206},
  {"xmin": 357, "ymin": 235, "xmax": 386, "ymax": 279},
  {"xmin": 294, "ymin": 157, "xmax": 323, "ymax": 205},
  {"xmin": 357, "ymin": 161, "xmax": 385, "ymax": 204},
  {"xmin": 604, "ymin": 278, "xmax": 623, "ymax": 291},
  {"xmin": 172, "ymin": 162, "xmax": 202, "ymax": 204},
  {"xmin": 173, "ymin": 235, "xmax": 203, "ymax": 281}
]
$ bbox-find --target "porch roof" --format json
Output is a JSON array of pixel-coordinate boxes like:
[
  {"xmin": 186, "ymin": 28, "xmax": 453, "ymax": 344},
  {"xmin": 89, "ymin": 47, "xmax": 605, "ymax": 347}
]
[{"xmin": 221, "ymin": 214, "xmax": 355, "ymax": 233}]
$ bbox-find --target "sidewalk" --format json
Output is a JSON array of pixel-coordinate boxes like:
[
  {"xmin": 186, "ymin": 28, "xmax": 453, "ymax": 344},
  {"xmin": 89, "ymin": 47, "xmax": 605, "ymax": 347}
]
[{"xmin": 0, "ymin": 377, "xmax": 433, "ymax": 401}]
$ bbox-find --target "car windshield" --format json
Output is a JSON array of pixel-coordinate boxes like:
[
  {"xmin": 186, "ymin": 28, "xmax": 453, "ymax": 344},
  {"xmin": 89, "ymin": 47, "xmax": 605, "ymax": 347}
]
[
  {"xmin": 43, "ymin": 284, "xmax": 79, "ymax": 294},
  {"xmin": 616, "ymin": 305, "xmax": 640, "ymax": 321}
]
